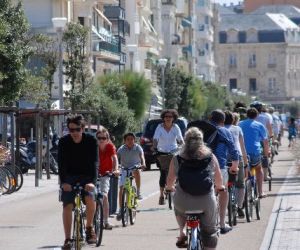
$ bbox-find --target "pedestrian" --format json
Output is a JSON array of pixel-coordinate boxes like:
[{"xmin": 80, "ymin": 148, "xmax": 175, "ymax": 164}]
[
  {"xmin": 58, "ymin": 114, "xmax": 98, "ymax": 250},
  {"xmin": 153, "ymin": 109, "xmax": 184, "ymax": 205},
  {"xmin": 166, "ymin": 127, "xmax": 224, "ymax": 249},
  {"xmin": 288, "ymin": 117, "xmax": 298, "ymax": 147},
  {"xmin": 116, "ymin": 132, "xmax": 146, "ymax": 220},
  {"xmin": 96, "ymin": 126, "xmax": 119, "ymax": 230}
]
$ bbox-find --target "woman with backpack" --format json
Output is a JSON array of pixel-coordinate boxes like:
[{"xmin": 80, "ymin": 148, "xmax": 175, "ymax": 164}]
[{"xmin": 166, "ymin": 127, "xmax": 224, "ymax": 249}]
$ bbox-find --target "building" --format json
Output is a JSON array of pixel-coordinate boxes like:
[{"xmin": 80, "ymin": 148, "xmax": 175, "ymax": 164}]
[
  {"xmin": 245, "ymin": 0, "xmax": 300, "ymax": 13},
  {"xmin": 215, "ymin": 12, "xmax": 300, "ymax": 109}
]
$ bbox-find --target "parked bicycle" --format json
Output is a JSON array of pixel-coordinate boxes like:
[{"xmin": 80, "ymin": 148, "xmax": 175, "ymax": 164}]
[
  {"xmin": 119, "ymin": 165, "xmax": 141, "ymax": 227},
  {"xmin": 244, "ymin": 167, "xmax": 261, "ymax": 222}
]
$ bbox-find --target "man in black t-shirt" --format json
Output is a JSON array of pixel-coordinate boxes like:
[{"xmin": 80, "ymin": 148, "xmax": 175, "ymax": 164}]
[{"xmin": 58, "ymin": 114, "xmax": 98, "ymax": 250}]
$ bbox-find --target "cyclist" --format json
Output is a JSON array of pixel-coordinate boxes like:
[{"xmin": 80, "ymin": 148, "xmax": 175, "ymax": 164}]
[
  {"xmin": 209, "ymin": 109, "xmax": 239, "ymax": 234},
  {"xmin": 268, "ymin": 107, "xmax": 281, "ymax": 152},
  {"xmin": 166, "ymin": 127, "xmax": 224, "ymax": 249},
  {"xmin": 58, "ymin": 114, "xmax": 98, "ymax": 250},
  {"xmin": 116, "ymin": 132, "xmax": 146, "ymax": 220},
  {"xmin": 96, "ymin": 126, "xmax": 119, "ymax": 230},
  {"xmin": 239, "ymin": 108, "xmax": 270, "ymax": 198},
  {"xmin": 153, "ymin": 109, "xmax": 184, "ymax": 205},
  {"xmin": 288, "ymin": 117, "xmax": 298, "ymax": 147},
  {"xmin": 224, "ymin": 111, "xmax": 248, "ymax": 218}
]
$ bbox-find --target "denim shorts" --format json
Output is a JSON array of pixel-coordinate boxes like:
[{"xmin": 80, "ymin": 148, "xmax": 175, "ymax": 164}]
[
  {"xmin": 60, "ymin": 176, "xmax": 95, "ymax": 207},
  {"xmin": 248, "ymin": 154, "xmax": 261, "ymax": 167}
]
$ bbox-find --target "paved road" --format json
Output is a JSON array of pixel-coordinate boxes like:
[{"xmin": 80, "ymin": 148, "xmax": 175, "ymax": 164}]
[{"xmin": 0, "ymin": 138, "xmax": 296, "ymax": 250}]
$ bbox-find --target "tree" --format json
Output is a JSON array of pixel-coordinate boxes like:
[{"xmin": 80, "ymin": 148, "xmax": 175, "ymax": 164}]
[
  {"xmin": 62, "ymin": 22, "xmax": 92, "ymax": 110},
  {"xmin": 0, "ymin": 0, "xmax": 32, "ymax": 105}
]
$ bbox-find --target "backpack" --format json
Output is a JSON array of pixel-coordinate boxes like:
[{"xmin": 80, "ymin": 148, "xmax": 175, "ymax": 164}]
[
  {"xmin": 187, "ymin": 120, "xmax": 219, "ymax": 151},
  {"xmin": 177, "ymin": 154, "xmax": 213, "ymax": 196}
]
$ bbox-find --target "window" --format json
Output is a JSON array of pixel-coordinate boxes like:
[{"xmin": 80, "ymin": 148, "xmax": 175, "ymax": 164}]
[
  {"xmin": 78, "ymin": 17, "xmax": 84, "ymax": 26},
  {"xmin": 205, "ymin": 16, "xmax": 209, "ymax": 25},
  {"xmin": 229, "ymin": 53, "xmax": 237, "ymax": 68},
  {"xmin": 268, "ymin": 54, "xmax": 276, "ymax": 68},
  {"xmin": 227, "ymin": 29, "xmax": 238, "ymax": 43},
  {"xmin": 229, "ymin": 79, "xmax": 237, "ymax": 90},
  {"xmin": 249, "ymin": 78, "xmax": 257, "ymax": 92},
  {"xmin": 249, "ymin": 54, "xmax": 256, "ymax": 68},
  {"xmin": 268, "ymin": 78, "xmax": 276, "ymax": 91}
]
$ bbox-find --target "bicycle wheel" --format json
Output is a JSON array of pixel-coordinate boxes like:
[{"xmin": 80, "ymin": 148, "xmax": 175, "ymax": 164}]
[
  {"xmin": 254, "ymin": 184, "xmax": 261, "ymax": 220},
  {"xmin": 244, "ymin": 179, "xmax": 253, "ymax": 223},
  {"xmin": 227, "ymin": 187, "xmax": 233, "ymax": 227},
  {"xmin": 121, "ymin": 190, "xmax": 129, "ymax": 227},
  {"xmin": 268, "ymin": 164, "xmax": 272, "ymax": 192},
  {"xmin": 0, "ymin": 167, "xmax": 12, "ymax": 194},
  {"xmin": 73, "ymin": 209, "xmax": 82, "ymax": 250},
  {"xmin": 188, "ymin": 227, "xmax": 201, "ymax": 250},
  {"xmin": 168, "ymin": 192, "xmax": 172, "ymax": 210},
  {"xmin": 5, "ymin": 164, "xmax": 23, "ymax": 192},
  {"xmin": 3, "ymin": 166, "xmax": 16, "ymax": 194},
  {"xmin": 129, "ymin": 186, "xmax": 137, "ymax": 225},
  {"xmin": 94, "ymin": 198, "xmax": 104, "ymax": 247}
]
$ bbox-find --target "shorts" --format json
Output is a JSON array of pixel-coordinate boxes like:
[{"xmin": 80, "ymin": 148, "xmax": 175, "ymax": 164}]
[
  {"xmin": 220, "ymin": 169, "xmax": 228, "ymax": 187},
  {"xmin": 97, "ymin": 176, "xmax": 110, "ymax": 194},
  {"xmin": 60, "ymin": 176, "xmax": 95, "ymax": 207},
  {"xmin": 248, "ymin": 154, "xmax": 261, "ymax": 167}
]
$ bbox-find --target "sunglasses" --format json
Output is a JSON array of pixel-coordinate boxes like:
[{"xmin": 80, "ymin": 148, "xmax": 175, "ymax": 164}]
[
  {"xmin": 69, "ymin": 127, "xmax": 82, "ymax": 133},
  {"xmin": 97, "ymin": 137, "xmax": 107, "ymax": 141}
]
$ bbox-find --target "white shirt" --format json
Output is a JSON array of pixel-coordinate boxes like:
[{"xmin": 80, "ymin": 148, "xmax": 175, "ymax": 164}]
[
  {"xmin": 153, "ymin": 123, "xmax": 183, "ymax": 153},
  {"xmin": 256, "ymin": 112, "xmax": 272, "ymax": 136}
]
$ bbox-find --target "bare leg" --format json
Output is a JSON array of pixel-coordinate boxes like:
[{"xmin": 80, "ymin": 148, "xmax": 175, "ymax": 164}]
[
  {"xmin": 176, "ymin": 215, "xmax": 186, "ymax": 238},
  {"xmin": 256, "ymin": 165, "xmax": 264, "ymax": 196},
  {"xmin": 63, "ymin": 204, "xmax": 73, "ymax": 239},
  {"xmin": 133, "ymin": 170, "xmax": 141, "ymax": 193},
  {"xmin": 85, "ymin": 196, "xmax": 96, "ymax": 228},
  {"xmin": 219, "ymin": 191, "xmax": 228, "ymax": 228},
  {"xmin": 102, "ymin": 194, "xmax": 109, "ymax": 223}
]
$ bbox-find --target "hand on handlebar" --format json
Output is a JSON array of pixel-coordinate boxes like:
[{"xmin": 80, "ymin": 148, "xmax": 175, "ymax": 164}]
[
  {"xmin": 62, "ymin": 183, "xmax": 72, "ymax": 192},
  {"xmin": 85, "ymin": 183, "xmax": 95, "ymax": 192}
]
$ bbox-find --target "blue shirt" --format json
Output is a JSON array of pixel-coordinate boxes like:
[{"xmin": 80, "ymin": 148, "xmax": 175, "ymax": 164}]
[
  {"xmin": 213, "ymin": 124, "xmax": 239, "ymax": 169},
  {"xmin": 239, "ymin": 119, "xmax": 267, "ymax": 155},
  {"xmin": 117, "ymin": 144, "xmax": 143, "ymax": 168}
]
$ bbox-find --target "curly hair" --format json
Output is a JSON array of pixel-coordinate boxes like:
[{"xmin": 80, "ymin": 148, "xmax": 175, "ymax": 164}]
[
  {"xmin": 180, "ymin": 127, "xmax": 211, "ymax": 159},
  {"xmin": 160, "ymin": 109, "xmax": 179, "ymax": 121}
]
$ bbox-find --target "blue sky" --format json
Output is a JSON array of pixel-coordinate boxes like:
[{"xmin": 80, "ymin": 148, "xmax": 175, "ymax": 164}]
[{"xmin": 215, "ymin": 0, "xmax": 242, "ymax": 5}]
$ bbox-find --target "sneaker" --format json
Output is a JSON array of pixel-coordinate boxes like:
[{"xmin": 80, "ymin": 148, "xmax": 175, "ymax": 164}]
[
  {"xmin": 62, "ymin": 239, "xmax": 72, "ymax": 250},
  {"xmin": 264, "ymin": 175, "xmax": 271, "ymax": 181},
  {"xmin": 85, "ymin": 226, "xmax": 96, "ymax": 244},
  {"xmin": 137, "ymin": 193, "xmax": 143, "ymax": 200},
  {"xmin": 158, "ymin": 196, "xmax": 165, "ymax": 205},
  {"xmin": 116, "ymin": 211, "xmax": 122, "ymax": 221},
  {"xmin": 237, "ymin": 207, "xmax": 245, "ymax": 218},
  {"xmin": 104, "ymin": 222, "xmax": 113, "ymax": 230},
  {"xmin": 220, "ymin": 224, "xmax": 232, "ymax": 234}
]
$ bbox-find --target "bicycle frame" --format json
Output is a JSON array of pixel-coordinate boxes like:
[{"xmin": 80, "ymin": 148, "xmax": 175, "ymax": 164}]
[
  {"xmin": 123, "ymin": 170, "xmax": 137, "ymax": 210},
  {"xmin": 73, "ymin": 184, "xmax": 85, "ymax": 250},
  {"xmin": 186, "ymin": 210, "xmax": 203, "ymax": 250}
]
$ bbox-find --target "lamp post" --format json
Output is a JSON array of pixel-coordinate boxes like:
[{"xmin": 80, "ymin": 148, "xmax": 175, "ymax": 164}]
[
  {"xmin": 158, "ymin": 58, "xmax": 168, "ymax": 109},
  {"xmin": 52, "ymin": 17, "xmax": 67, "ymax": 136}
]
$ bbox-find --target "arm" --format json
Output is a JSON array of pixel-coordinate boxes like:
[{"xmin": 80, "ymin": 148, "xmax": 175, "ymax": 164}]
[
  {"xmin": 211, "ymin": 154, "xmax": 224, "ymax": 190},
  {"xmin": 266, "ymin": 120, "xmax": 273, "ymax": 138},
  {"xmin": 262, "ymin": 139, "xmax": 270, "ymax": 157},
  {"xmin": 239, "ymin": 133, "xmax": 248, "ymax": 165},
  {"xmin": 166, "ymin": 158, "xmax": 176, "ymax": 191}
]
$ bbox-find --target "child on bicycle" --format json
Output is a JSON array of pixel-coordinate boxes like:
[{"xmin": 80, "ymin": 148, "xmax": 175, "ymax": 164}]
[
  {"xmin": 96, "ymin": 126, "xmax": 119, "ymax": 230},
  {"xmin": 116, "ymin": 132, "xmax": 146, "ymax": 221}
]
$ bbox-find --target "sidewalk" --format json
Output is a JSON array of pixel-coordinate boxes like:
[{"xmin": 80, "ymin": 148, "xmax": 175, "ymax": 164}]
[
  {"xmin": 261, "ymin": 142, "xmax": 300, "ymax": 250},
  {"xmin": 0, "ymin": 171, "xmax": 59, "ymax": 205}
]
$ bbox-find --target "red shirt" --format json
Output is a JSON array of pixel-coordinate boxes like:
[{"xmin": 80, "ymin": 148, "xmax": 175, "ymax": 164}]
[{"xmin": 99, "ymin": 142, "xmax": 116, "ymax": 176}]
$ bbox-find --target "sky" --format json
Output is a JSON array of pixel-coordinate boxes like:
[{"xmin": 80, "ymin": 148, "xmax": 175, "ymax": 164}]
[{"xmin": 215, "ymin": 0, "xmax": 242, "ymax": 5}]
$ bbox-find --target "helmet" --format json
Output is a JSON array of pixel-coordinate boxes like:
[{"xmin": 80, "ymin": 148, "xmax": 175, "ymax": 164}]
[{"xmin": 250, "ymin": 101, "xmax": 264, "ymax": 112}]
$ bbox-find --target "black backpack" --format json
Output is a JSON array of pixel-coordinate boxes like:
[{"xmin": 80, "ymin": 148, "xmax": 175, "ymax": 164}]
[
  {"xmin": 177, "ymin": 154, "xmax": 213, "ymax": 196},
  {"xmin": 187, "ymin": 120, "xmax": 219, "ymax": 151}
]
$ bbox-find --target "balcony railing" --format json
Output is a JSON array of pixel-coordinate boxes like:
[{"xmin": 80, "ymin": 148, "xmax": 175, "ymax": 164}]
[
  {"xmin": 104, "ymin": 6, "xmax": 125, "ymax": 20},
  {"xmin": 162, "ymin": 0, "xmax": 176, "ymax": 5}
]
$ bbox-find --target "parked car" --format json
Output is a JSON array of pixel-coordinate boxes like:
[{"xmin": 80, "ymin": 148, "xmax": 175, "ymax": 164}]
[{"xmin": 139, "ymin": 118, "xmax": 187, "ymax": 170}]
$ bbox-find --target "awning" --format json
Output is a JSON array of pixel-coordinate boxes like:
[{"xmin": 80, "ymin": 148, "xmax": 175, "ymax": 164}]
[
  {"xmin": 91, "ymin": 25, "xmax": 105, "ymax": 42},
  {"xmin": 94, "ymin": 7, "xmax": 112, "ymax": 26}
]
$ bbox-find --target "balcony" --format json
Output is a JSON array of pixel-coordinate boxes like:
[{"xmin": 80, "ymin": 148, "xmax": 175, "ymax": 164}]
[
  {"xmin": 104, "ymin": 6, "xmax": 125, "ymax": 20},
  {"xmin": 99, "ymin": 0, "xmax": 119, "ymax": 4},
  {"xmin": 197, "ymin": 25, "xmax": 213, "ymax": 41},
  {"xmin": 181, "ymin": 16, "xmax": 192, "ymax": 28},
  {"xmin": 93, "ymin": 41, "xmax": 120, "ymax": 63},
  {"xmin": 197, "ymin": 5, "xmax": 213, "ymax": 17},
  {"xmin": 162, "ymin": 0, "xmax": 176, "ymax": 5},
  {"xmin": 248, "ymin": 62, "xmax": 257, "ymax": 68}
]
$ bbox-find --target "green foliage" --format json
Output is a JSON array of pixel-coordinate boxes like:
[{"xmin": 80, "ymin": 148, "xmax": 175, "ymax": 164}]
[
  {"xmin": 98, "ymin": 71, "xmax": 152, "ymax": 120},
  {"xmin": 63, "ymin": 22, "xmax": 92, "ymax": 110},
  {"xmin": 85, "ymin": 80, "xmax": 136, "ymax": 146},
  {"xmin": 0, "ymin": 0, "xmax": 32, "ymax": 104}
]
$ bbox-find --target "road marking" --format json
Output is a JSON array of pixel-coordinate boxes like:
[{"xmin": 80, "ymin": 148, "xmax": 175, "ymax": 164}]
[{"xmin": 139, "ymin": 190, "xmax": 160, "ymax": 202}]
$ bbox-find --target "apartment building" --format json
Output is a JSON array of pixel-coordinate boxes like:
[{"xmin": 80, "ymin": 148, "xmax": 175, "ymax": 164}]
[
  {"xmin": 245, "ymin": 0, "xmax": 300, "ymax": 13},
  {"xmin": 215, "ymin": 12, "xmax": 300, "ymax": 108}
]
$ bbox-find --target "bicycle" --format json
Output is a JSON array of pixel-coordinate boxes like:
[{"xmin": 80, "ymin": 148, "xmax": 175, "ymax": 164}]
[
  {"xmin": 120, "ymin": 165, "xmax": 141, "ymax": 227},
  {"xmin": 186, "ymin": 210, "xmax": 204, "ymax": 250},
  {"xmin": 244, "ymin": 166, "xmax": 261, "ymax": 222},
  {"xmin": 227, "ymin": 169, "xmax": 238, "ymax": 227}
]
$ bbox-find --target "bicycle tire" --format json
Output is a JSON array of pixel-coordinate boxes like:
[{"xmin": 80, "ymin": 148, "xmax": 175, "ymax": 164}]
[
  {"xmin": 73, "ymin": 209, "xmax": 82, "ymax": 250},
  {"xmin": 121, "ymin": 190, "xmax": 129, "ymax": 227},
  {"xmin": 3, "ymin": 166, "xmax": 16, "ymax": 194},
  {"xmin": 0, "ymin": 167, "xmax": 12, "ymax": 194},
  {"xmin": 5, "ymin": 164, "xmax": 23, "ymax": 192},
  {"xmin": 188, "ymin": 227, "xmax": 201, "ymax": 250},
  {"xmin": 244, "ymin": 179, "xmax": 253, "ymax": 223},
  {"xmin": 227, "ymin": 187, "xmax": 233, "ymax": 227},
  {"xmin": 94, "ymin": 198, "xmax": 104, "ymax": 247},
  {"xmin": 268, "ymin": 165, "xmax": 272, "ymax": 192},
  {"xmin": 129, "ymin": 186, "xmax": 137, "ymax": 225},
  {"xmin": 168, "ymin": 192, "xmax": 172, "ymax": 210},
  {"xmin": 254, "ymin": 184, "xmax": 261, "ymax": 220}
]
